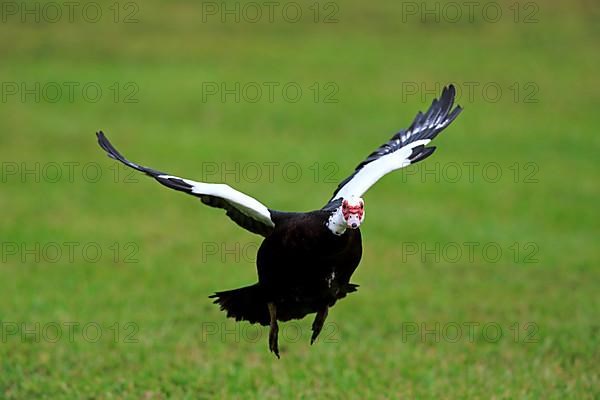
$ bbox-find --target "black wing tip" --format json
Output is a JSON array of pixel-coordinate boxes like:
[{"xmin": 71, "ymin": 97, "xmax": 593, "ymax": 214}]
[
  {"xmin": 95, "ymin": 130, "xmax": 157, "ymax": 175},
  {"xmin": 442, "ymin": 84, "xmax": 456, "ymax": 102},
  {"xmin": 444, "ymin": 84, "xmax": 463, "ymax": 114},
  {"xmin": 96, "ymin": 130, "xmax": 119, "ymax": 160},
  {"xmin": 407, "ymin": 86, "xmax": 447, "ymax": 134},
  {"xmin": 440, "ymin": 84, "xmax": 459, "ymax": 111},
  {"xmin": 437, "ymin": 84, "xmax": 461, "ymax": 110},
  {"xmin": 412, "ymin": 83, "xmax": 463, "ymax": 141},
  {"xmin": 96, "ymin": 130, "xmax": 109, "ymax": 149},
  {"xmin": 446, "ymin": 104, "xmax": 463, "ymax": 124},
  {"xmin": 446, "ymin": 84, "xmax": 456, "ymax": 96}
]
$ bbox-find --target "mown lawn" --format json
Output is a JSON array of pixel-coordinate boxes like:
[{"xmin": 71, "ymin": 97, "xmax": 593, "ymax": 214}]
[{"xmin": 0, "ymin": 0, "xmax": 598, "ymax": 398}]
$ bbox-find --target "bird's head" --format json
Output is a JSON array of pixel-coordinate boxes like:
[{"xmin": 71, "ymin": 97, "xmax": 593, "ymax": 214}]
[{"xmin": 341, "ymin": 196, "xmax": 365, "ymax": 229}]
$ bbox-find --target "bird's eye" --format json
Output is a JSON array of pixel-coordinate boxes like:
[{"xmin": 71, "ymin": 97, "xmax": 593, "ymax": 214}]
[{"xmin": 360, "ymin": 203, "xmax": 364, "ymax": 209}]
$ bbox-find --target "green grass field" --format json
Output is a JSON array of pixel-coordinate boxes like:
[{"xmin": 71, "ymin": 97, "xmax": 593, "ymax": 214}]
[{"xmin": 1, "ymin": 0, "xmax": 599, "ymax": 398}]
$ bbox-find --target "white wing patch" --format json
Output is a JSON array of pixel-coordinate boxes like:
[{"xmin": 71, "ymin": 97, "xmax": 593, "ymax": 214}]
[
  {"xmin": 328, "ymin": 85, "xmax": 462, "ymax": 202},
  {"xmin": 333, "ymin": 139, "xmax": 431, "ymax": 200},
  {"xmin": 96, "ymin": 131, "xmax": 275, "ymax": 236},
  {"xmin": 159, "ymin": 175, "xmax": 274, "ymax": 228}
]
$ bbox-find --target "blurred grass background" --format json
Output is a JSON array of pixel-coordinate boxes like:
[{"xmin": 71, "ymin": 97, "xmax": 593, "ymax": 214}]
[{"xmin": 0, "ymin": 0, "xmax": 599, "ymax": 398}]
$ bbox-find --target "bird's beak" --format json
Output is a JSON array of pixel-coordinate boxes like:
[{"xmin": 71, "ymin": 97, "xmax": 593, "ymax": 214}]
[{"xmin": 347, "ymin": 214, "xmax": 362, "ymax": 229}]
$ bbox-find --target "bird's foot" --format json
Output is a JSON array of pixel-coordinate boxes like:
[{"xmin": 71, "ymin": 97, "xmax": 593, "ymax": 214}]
[
  {"xmin": 310, "ymin": 307, "xmax": 329, "ymax": 345},
  {"xmin": 268, "ymin": 302, "xmax": 280, "ymax": 359},
  {"xmin": 269, "ymin": 323, "xmax": 280, "ymax": 358}
]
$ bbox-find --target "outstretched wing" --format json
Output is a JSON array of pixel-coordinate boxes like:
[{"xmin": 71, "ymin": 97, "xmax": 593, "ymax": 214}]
[
  {"xmin": 330, "ymin": 85, "xmax": 463, "ymax": 201},
  {"xmin": 96, "ymin": 132, "xmax": 275, "ymax": 236}
]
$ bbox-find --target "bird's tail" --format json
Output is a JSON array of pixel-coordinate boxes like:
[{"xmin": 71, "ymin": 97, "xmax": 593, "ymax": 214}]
[{"xmin": 209, "ymin": 283, "xmax": 270, "ymax": 326}]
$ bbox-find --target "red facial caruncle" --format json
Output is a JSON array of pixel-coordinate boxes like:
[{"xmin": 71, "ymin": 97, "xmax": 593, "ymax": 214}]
[{"xmin": 342, "ymin": 198, "xmax": 365, "ymax": 229}]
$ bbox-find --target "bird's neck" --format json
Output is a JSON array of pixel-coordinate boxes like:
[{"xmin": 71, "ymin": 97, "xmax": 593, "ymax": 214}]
[{"xmin": 326, "ymin": 208, "xmax": 347, "ymax": 236}]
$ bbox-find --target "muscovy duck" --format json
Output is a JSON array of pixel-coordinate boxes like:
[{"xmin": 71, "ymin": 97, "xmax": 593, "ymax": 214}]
[{"xmin": 96, "ymin": 85, "xmax": 462, "ymax": 357}]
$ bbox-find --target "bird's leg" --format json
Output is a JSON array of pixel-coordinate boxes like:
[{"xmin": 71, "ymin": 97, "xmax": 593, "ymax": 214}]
[
  {"xmin": 311, "ymin": 306, "xmax": 329, "ymax": 345},
  {"xmin": 268, "ymin": 302, "xmax": 280, "ymax": 359}
]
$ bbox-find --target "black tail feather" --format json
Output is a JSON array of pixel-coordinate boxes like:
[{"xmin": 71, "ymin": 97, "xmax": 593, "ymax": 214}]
[{"xmin": 209, "ymin": 284, "xmax": 270, "ymax": 326}]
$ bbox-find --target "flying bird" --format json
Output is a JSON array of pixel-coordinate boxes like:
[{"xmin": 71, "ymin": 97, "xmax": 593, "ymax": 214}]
[{"xmin": 96, "ymin": 85, "xmax": 462, "ymax": 358}]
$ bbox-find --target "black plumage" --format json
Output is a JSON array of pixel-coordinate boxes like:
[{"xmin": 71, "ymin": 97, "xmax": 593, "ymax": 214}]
[
  {"xmin": 96, "ymin": 85, "xmax": 462, "ymax": 358},
  {"xmin": 211, "ymin": 210, "xmax": 362, "ymax": 325}
]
